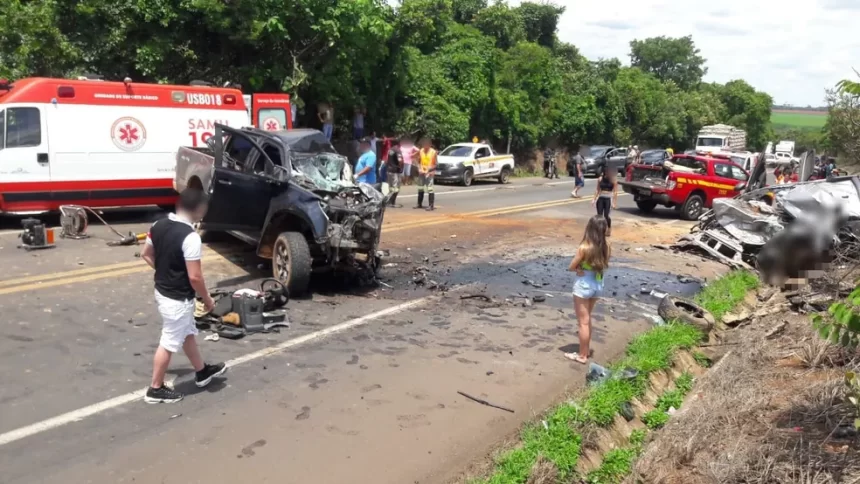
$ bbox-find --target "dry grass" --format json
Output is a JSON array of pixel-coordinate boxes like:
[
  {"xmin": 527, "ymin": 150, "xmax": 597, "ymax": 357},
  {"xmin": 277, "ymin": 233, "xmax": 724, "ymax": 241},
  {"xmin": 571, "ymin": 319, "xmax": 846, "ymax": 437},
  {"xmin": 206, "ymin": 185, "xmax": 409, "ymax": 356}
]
[
  {"xmin": 525, "ymin": 456, "xmax": 559, "ymax": 484},
  {"xmin": 632, "ymin": 312, "xmax": 860, "ymax": 484}
]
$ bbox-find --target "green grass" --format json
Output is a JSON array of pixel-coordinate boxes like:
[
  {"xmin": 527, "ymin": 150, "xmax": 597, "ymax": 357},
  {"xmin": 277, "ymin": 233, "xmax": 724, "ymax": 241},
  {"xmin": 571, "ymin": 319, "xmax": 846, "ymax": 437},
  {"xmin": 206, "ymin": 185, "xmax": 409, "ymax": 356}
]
[
  {"xmin": 694, "ymin": 270, "xmax": 759, "ymax": 320},
  {"xmin": 771, "ymin": 111, "xmax": 828, "ymax": 129},
  {"xmin": 585, "ymin": 429, "xmax": 649, "ymax": 483},
  {"xmin": 475, "ymin": 271, "xmax": 757, "ymax": 484},
  {"xmin": 586, "ymin": 446, "xmax": 639, "ymax": 484},
  {"xmin": 642, "ymin": 372, "xmax": 695, "ymax": 430},
  {"xmin": 692, "ymin": 351, "xmax": 712, "ymax": 368}
]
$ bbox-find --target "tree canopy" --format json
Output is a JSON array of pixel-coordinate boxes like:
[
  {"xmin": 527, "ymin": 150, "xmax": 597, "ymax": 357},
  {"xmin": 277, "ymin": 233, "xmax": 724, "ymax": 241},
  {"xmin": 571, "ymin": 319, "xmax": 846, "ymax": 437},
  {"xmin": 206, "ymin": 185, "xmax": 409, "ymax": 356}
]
[{"xmin": 0, "ymin": 0, "xmax": 775, "ymax": 152}]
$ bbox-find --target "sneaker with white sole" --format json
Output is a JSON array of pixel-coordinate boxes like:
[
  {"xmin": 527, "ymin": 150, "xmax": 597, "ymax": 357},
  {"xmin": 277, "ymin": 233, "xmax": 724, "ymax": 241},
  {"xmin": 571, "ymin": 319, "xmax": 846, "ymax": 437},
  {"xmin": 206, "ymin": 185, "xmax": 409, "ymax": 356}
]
[
  {"xmin": 195, "ymin": 362, "xmax": 228, "ymax": 388},
  {"xmin": 144, "ymin": 384, "xmax": 183, "ymax": 404}
]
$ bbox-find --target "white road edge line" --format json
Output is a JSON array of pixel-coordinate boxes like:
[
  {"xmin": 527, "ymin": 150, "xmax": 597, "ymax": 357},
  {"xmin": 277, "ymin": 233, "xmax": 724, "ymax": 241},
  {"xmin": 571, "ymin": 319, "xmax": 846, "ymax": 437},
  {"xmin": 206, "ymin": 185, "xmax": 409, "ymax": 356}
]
[{"xmin": 0, "ymin": 290, "xmax": 457, "ymax": 447}]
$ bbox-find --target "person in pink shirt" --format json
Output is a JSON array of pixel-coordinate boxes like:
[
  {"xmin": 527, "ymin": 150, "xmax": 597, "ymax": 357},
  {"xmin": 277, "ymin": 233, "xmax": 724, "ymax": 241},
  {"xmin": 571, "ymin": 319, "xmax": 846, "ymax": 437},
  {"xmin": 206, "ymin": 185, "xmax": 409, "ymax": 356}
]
[{"xmin": 400, "ymin": 139, "xmax": 419, "ymax": 185}]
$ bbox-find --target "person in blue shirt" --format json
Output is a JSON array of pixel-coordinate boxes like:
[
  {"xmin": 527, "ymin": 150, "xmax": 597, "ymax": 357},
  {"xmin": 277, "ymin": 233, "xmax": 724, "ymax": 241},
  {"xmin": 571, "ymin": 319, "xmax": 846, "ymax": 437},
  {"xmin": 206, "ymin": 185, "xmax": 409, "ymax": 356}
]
[{"xmin": 354, "ymin": 137, "xmax": 377, "ymax": 184}]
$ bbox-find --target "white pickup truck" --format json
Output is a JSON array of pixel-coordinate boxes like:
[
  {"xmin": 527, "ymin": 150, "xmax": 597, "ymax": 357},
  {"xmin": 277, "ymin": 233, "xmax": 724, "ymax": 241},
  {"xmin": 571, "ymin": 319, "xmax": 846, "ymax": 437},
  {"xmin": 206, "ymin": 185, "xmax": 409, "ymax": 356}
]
[{"xmin": 434, "ymin": 143, "xmax": 515, "ymax": 186}]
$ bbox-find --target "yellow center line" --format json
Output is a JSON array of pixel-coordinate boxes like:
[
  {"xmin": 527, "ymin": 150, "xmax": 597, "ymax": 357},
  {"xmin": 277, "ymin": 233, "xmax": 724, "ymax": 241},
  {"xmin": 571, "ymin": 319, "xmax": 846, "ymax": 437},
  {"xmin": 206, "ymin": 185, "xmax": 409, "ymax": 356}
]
[
  {"xmin": 384, "ymin": 197, "xmax": 586, "ymax": 230},
  {"xmin": 0, "ymin": 248, "xmax": 236, "ymax": 289}
]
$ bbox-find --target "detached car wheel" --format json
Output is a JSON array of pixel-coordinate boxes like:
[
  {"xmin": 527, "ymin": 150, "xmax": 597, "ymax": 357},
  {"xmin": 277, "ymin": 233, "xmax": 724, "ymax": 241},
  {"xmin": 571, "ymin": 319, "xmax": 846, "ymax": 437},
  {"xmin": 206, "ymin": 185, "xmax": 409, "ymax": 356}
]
[
  {"xmin": 681, "ymin": 194, "xmax": 705, "ymax": 221},
  {"xmin": 498, "ymin": 167, "xmax": 511, "ymax": 184},
  {"xmin": 636, "ymin": 200, "xmax": 658, "ymax": 213},
  {"xmin": 273, "ymin": 232, "xmax": 312, "ymax": 296},
  {"xmin": 657, "ymin": 295, "xmax": 715, "ymax": 332},
  {"xmin": 462, "ymin": 168, "xmax": 474, "ymax": 187}
]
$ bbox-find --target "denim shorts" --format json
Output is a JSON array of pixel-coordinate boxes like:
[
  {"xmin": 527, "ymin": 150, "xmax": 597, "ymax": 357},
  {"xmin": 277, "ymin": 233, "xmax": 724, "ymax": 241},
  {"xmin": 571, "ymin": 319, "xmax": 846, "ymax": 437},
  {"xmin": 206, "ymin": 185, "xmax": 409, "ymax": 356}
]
[
  {"xmin": 572, "ymin": 271, "xmax": 604, "ymax": 299},
  {"xmin": 575, "ymin": 176, "xmax": 585, "ymax": 187}
]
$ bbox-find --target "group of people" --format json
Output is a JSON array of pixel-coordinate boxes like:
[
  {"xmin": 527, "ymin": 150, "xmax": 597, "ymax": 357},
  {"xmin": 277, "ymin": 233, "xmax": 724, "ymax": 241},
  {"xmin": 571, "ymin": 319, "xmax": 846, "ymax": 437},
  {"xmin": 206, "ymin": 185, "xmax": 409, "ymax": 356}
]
[{"xmin": 354, "ymin": 136, "xmax": 440, "ymax": 211}]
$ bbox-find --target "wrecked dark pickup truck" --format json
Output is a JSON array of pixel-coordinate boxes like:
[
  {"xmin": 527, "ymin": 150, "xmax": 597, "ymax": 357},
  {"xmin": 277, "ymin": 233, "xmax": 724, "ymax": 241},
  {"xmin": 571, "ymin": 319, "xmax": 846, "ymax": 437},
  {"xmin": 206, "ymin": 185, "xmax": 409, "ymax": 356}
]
[{"xmin": 174, "ymin": 125, "xmax": 388, "ymax": 295}]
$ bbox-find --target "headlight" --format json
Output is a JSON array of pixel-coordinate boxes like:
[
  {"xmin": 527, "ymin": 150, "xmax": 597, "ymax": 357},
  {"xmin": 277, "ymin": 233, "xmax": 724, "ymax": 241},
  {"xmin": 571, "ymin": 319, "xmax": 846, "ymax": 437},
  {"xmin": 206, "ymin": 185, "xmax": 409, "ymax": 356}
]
[{"xmin": 585, "ymin": 158, "xmax": 595, "ymax": 164}]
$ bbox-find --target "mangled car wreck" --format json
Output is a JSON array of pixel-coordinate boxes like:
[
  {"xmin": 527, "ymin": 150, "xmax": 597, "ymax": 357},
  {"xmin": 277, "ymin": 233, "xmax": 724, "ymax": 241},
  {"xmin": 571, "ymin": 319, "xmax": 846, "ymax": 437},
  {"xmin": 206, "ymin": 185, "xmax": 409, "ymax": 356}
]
[
  {"xmin": 673, "ymin": 151, "xmax": 860, "ymax": 288},
  {"xmin": 174, "ymin": 125, "xmax": 388, "ymax": 295}
]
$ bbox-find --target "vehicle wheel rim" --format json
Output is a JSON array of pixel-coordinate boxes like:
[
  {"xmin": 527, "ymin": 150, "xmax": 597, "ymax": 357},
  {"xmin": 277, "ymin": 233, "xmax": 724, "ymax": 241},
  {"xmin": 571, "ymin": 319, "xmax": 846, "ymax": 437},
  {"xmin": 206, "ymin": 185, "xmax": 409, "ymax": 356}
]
[
  {"xmin": 275, "ymin": 241, "xmax": 290, "ymax": 282},
  {"xmin": 501, "ymin": 170, "xmax": 509, "ymax": 183},
  {"xmin": 465, "ymin": 172, "xmax": 472, "ymax": 185},
  {"xmin": 689, "ymin": 200, "xmax": 702, "ymax": 217}
]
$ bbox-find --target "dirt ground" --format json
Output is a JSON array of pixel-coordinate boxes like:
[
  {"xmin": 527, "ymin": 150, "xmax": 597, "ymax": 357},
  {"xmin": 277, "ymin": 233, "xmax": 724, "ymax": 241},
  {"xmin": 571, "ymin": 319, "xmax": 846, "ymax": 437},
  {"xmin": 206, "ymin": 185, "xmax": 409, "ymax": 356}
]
[{"xmin": 633, "ymin": 288, "xmax": 860, "ymax": 484}]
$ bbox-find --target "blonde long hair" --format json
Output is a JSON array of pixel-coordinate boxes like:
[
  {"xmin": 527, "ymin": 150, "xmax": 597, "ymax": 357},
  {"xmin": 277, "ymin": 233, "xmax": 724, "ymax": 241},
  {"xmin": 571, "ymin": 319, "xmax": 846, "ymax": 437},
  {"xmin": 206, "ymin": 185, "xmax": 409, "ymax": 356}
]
[{"xmin": 580, "ymin": 216, "xmax": 610, "ymax": 272}]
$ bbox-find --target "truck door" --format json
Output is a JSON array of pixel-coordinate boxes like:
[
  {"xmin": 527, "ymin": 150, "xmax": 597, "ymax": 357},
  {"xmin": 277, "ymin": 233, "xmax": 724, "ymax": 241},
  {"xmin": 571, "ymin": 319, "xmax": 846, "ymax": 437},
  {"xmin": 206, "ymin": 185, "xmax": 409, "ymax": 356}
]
[
  {"xmin": 474, "ymin": 146, "xmax": 492, "ymax": 175},
  {"xmin": 713, "ymin": 162, "xmax": 745, "ymax": 199},
  {"xmin": 202, "ymin": 128, "xmax": 274, "ymax": 232},
  {"xmin": 251, "ymin": 94, "xmax": 292, "ymax": 131},
  {"xmin": 0, "ymin": 105, "xmax": 51, "ymax": 211}
]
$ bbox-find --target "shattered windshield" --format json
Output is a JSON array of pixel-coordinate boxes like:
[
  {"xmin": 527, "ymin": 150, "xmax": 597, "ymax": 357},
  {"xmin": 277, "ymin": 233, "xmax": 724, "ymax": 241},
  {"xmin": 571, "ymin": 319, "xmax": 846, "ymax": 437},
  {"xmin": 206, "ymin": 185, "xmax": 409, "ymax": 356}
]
[{"xmin": 292, "ymin": 152, "xmax": 352, "ymax": 192}]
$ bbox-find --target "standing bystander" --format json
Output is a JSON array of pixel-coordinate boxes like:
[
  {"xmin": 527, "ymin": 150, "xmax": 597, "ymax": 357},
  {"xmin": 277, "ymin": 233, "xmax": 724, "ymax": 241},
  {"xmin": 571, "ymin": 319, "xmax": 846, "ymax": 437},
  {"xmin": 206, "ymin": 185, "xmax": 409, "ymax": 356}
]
[
  {"xmin": 400, "ymin": 138, "xmax": 419, "ymax": 185},
  {"xmin": 354, "ymin": 137, "xmax": 378, "ymax": 185},
  {"xmin": 415, "ymin": 138, "xmax": 438, "ymax": 211},
  {"xmin": 140, "ymin": 189, "xmax": 227, "ymax": 403},
  {"xmin": 319, "ymin": 102, "xmax": 334, "ymax": 141},
  {"xmin": 353, "ymin": 107, "xmax": 365, "ymax": 140},
  {"xmin": 571, "ymin": 149, "xmax": 586, "ymax": 198},
  {"xmin": 386, "ymin": 138, "xmax": 404, "ymax": 207}
]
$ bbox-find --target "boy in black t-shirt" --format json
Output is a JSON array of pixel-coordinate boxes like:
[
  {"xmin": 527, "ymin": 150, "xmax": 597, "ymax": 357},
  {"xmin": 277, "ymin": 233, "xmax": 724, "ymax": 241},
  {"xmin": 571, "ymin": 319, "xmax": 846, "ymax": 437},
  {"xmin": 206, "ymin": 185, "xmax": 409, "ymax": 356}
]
[{"xmin": 141, "ymin": 189, "xmax": 227, "ymax": 403}]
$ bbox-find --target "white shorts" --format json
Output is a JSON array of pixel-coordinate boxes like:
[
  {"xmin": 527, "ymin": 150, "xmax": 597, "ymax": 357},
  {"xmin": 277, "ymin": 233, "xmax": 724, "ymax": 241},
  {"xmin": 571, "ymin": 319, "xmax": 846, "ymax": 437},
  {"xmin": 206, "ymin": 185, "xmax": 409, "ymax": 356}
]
[{"xmin": 155, "ymin": 290, "xmax": 198, "ymax": 353}]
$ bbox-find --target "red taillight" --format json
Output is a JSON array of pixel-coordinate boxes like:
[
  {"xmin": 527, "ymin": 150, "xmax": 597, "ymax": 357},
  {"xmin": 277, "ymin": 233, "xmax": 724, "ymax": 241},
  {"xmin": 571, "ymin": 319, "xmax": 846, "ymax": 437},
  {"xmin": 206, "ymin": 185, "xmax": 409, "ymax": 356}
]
[
  {"xmin": 57, "ymin": 86, "xmax": 75, "ymax": 98},
  {"xmin": 224, "ymin": 94, "xmax": 236, "ymax": 104}
]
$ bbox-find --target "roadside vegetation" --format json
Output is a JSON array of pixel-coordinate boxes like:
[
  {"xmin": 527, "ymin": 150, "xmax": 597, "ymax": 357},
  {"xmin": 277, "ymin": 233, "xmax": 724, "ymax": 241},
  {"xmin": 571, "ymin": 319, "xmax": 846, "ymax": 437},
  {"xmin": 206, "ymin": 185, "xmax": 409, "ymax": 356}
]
[
  {"xmin": 1, "ymin": 0, "xmax": 773, "ymax": 154},
  {"xmin": 471, "ymin": 270, "xmax": 758, "ymax": 484}
]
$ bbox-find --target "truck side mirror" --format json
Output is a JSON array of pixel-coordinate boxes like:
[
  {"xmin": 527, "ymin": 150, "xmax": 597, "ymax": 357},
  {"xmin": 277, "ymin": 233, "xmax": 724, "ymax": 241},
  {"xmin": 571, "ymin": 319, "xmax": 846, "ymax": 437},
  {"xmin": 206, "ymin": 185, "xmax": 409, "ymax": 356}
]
[{"xmin": 734, "ymin": 182, "xmax": 746, "ymax": 191}]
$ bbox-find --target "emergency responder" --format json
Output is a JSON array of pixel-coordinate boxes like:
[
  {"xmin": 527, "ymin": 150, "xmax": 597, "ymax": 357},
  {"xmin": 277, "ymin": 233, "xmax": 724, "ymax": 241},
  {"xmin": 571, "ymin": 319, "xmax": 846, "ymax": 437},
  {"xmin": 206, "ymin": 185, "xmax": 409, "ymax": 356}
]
[{"xmin": 415, "ymin": 137, "xmax": 437, "ymax": 211}]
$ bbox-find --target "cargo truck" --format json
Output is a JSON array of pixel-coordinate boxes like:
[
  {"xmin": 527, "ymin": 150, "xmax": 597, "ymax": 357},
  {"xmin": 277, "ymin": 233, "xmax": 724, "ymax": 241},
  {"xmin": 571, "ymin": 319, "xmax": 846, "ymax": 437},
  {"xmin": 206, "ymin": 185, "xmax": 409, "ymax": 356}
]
[{"xmin": 694, "ymin": 124, "xmax": 747, "ymax": 154}]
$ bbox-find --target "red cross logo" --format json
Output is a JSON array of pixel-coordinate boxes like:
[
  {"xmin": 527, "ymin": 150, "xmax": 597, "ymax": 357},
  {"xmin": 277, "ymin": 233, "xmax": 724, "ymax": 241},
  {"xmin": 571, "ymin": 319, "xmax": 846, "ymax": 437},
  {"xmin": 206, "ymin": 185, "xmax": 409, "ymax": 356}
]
[
  {"xmin": 118, "ymin": 123, "xmax": 139, "ymax": 145},
  {"xmin": 111, "ymin": 117, "xmax": 147, "ymax": 151},
  {"xmin": 263, "ymin": 118, "xmax": 280, "ymax": 131}
]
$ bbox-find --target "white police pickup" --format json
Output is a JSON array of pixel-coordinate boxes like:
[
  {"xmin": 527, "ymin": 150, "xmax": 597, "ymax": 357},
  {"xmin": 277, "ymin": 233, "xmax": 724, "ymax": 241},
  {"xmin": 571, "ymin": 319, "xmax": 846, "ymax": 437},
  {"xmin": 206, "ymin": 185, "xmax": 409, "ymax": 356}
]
[{"xmin": 434, "ymin": 143, "xmax": 516, "ymax": 187}]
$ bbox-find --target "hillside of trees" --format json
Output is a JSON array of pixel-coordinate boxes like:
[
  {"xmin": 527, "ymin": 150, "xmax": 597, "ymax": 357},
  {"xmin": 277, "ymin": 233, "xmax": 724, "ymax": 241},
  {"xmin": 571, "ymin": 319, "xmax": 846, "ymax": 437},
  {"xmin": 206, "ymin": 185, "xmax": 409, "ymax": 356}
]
[{"xmin": 0, "ymin": 0, "xmax": 775, "ymax": 151}]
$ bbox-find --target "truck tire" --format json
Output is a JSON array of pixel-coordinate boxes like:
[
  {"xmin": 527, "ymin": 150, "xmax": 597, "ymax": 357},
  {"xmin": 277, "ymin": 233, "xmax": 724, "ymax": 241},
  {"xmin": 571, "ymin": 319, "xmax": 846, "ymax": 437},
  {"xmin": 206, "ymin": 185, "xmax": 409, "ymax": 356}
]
[
  {"xmin": 272, "ymin": 232, "xmax": 312, "ymax": 297},
  {"xmin": 681, "ymin": 194, "xmax": 705, "ymax": 221},
  {"xmin": 462, "ymin": 168, "xmax": 474, "ymax": 187},
  {"xmin": 636, "ymin": 200, "xmax": 658, "ymax": 213},
  {"xmin": 657, "ymin": 295, "xmax": 715, "ymax": 332},
  {"xmin": 498, "ymin": 167, "xmax": 511, "ymax": 184}
]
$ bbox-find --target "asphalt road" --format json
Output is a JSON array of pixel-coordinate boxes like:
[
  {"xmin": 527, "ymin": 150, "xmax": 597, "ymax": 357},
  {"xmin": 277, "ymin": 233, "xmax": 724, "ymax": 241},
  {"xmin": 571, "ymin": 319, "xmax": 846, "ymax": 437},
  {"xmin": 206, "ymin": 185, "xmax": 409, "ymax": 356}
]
[{"xmin": 0, "ymin": 175, "xmax": 718, "ymax": 484}]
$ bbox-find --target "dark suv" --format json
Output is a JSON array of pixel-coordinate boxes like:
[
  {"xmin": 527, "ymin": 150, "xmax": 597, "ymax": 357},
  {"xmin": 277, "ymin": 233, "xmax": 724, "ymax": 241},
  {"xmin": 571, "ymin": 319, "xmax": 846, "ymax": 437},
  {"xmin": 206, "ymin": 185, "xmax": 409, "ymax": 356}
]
[
  {"xmin": 174, "ymin": 125, "xmax": 388, "ymax": 295},
  {"xmin": 569, "ymin": 145, "xmax": 628, "ymax": 176}
]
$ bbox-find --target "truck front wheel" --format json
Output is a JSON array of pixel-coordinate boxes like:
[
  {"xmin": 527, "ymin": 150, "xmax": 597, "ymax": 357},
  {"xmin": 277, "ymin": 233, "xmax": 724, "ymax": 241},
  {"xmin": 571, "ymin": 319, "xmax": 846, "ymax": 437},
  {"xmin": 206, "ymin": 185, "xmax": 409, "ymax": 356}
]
[
  {"xmin": 462, "ymin": 168, "xmax": 474, "ymax": 187},
  {"xmin": 273, "ymin": 232, "xmax": 312, "ymax": 296},
  {"xmin": 636, "ymin": 200, "xmax": 658, "ymax": 213},
  {"xmin": 681, "ymin": 194, "xmax": 705, "ymax": 221}
]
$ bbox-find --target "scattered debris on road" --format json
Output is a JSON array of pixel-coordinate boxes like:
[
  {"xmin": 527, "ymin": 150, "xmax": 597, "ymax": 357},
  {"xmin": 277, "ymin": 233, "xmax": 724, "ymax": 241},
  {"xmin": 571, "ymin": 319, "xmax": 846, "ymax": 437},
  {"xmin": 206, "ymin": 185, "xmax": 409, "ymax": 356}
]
[{"xmin": 457, "ymin": 391, "xmax": 514, "ymax": 413}]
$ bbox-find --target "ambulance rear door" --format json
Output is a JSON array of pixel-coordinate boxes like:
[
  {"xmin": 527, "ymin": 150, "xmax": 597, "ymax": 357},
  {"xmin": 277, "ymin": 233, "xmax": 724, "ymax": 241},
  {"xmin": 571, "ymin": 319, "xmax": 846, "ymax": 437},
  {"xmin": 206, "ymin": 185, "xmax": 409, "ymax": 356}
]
[
  {"xmin": 0, "ymin": 104, "xmax": 52, "ymax": 207},
  {"xmin": 251, "ymin": 94, "xmax": 292, "ymax": 132}
]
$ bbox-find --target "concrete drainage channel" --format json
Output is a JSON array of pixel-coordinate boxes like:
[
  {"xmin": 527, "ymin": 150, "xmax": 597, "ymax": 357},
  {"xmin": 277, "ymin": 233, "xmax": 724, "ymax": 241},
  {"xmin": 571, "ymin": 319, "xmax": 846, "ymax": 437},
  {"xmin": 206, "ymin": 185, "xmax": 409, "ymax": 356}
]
[{"xmin": 467, "ymin": 270, "xmax": 759, "ymax": 484}]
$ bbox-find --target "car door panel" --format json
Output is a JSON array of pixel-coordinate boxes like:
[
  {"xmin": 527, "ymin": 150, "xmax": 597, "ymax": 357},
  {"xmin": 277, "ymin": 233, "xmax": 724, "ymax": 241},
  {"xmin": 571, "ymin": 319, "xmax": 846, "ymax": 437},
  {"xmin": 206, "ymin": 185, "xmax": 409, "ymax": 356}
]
[{"xmin": 203, "ymin": 127, "xmax": 276, "ymax": 231}]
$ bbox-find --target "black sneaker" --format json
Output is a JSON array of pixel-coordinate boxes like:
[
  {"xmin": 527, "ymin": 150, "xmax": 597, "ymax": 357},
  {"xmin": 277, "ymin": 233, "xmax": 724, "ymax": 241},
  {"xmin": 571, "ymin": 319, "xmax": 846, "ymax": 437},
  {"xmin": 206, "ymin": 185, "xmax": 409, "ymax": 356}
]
[
  {"xmin": 144, "ymin": 384, "xmax": 183, "ymax": 404},
  {"xmin": 195, "ymin": 362, "xmax": 228, "ymax": 388}
]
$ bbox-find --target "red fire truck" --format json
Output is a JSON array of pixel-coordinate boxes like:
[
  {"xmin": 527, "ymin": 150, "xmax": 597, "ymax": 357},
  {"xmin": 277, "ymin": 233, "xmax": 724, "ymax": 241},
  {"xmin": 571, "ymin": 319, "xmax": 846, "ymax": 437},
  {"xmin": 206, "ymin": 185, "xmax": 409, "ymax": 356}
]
[{"xmin": 0, "ymin": 77, "xmax": 291, "ymax": 214}]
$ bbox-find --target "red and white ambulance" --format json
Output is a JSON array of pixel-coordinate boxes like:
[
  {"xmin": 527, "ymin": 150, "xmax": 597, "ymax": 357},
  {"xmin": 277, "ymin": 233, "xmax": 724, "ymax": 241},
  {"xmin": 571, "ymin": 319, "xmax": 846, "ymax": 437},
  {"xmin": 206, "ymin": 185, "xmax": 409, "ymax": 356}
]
[{"xmin": 0, "ymin": 77, "xmax": 291, "ymax": 214}]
